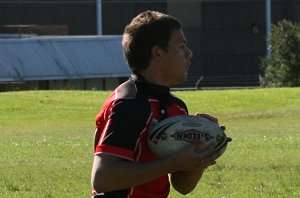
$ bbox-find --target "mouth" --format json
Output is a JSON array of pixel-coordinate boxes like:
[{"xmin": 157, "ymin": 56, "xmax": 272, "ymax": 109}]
[
  {"xmin": 185, "ymin": 67, "xmax": 190, "ymax": 76},
  {"xmin": 186, "ymin": 62, "xmax": 191, "ymax": 71}
]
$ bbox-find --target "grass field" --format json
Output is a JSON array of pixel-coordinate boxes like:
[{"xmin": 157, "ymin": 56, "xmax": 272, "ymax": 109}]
[{"xmin": 0, "ymin": 88, "xmax": 299, "ymax": 198}]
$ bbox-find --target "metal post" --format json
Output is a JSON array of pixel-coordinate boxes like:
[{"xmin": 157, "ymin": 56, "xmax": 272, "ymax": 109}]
[
  {"xmin": 96, "ymin": 0, "xmax": 102, "ymax": 35},
  {"xmin": 266, "ymin": 0, "xmax": 271, "ymax": 57}
]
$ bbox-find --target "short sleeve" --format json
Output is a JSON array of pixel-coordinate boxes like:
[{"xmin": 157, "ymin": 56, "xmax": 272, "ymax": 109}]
[{"xmin": 95, "ymin": 99, "xmax": 151, "ymax": 160}]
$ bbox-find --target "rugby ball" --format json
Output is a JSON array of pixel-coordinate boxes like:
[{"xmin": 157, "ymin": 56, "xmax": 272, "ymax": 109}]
[{"xmin": 148, "ymin": 115, "xmax": 228, "ymax": 158}]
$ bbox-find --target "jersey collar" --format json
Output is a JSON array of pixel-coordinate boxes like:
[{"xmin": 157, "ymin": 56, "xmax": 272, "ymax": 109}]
[{"xmin": 130, "ymin": 73, "xmax": 171, "ymax": 97}]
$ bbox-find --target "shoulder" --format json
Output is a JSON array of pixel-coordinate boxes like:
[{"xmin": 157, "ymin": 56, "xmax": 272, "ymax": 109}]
[
  {"xmin": 111, "ymin": 98, "xmax": 151, "ymax": 117},
  {"xmin": 115, "ymin": 78, "xmax": 137, "ymax": 99},
  {"xmin": 110, "ymin": 78, "xmax": 151, "ymax": 114}
]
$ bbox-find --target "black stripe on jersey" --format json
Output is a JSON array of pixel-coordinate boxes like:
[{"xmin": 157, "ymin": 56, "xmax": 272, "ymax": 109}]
[{"xmin": 102, "ymin": 98, "xmax": 151, "ymax": 151}]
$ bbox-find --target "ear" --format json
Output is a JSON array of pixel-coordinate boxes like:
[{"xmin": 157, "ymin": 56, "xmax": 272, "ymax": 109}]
[{"xmin": 151, "ymin": 46, "xmax": 162, "ymax": 60}]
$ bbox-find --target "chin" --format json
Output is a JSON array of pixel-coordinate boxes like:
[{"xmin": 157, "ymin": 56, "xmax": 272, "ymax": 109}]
[
  {"xmin": 177, "ymin": 76, "xmax": 187, "ymax": 85},
  {"xmin": 169, "ymin": 73, "xmax": 187, "ymax": 86},
  {"xmin": 183, "ymin": 73, "xmax": 188, "ymax": 81}
]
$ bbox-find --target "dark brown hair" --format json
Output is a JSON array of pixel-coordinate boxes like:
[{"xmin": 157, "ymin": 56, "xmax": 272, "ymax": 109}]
[{"xmin": 122, "ymin": 11, "xmax": 181, "ymax": 73}]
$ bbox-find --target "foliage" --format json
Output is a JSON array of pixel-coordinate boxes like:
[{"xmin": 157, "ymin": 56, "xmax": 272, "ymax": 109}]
[{"xmin": 261, "ymin": 20, "xmax": 300, "ymax": 87}]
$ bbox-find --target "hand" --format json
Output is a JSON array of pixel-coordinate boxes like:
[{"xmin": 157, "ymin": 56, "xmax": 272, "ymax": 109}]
[
  {"xmin": 219, "ymin": 125, "xmax": 232, "ymax": 142},
  {"xmin": 196, "ymin": 113, "xmax": 232, "ymax": 141},
  {"xmin": 168, "ymin": 141, "xmax": 218, "ymax": 172},
  {"xmin": 195, "ymin": 112, "xmax": 218, "ymax": 123},
  {"xmin": 195, "ymin": 113, "xmax": 232, "ymax": 159}
]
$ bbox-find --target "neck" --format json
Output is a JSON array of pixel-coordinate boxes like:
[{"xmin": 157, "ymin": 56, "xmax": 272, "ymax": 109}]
[
  {"xmin": 139, "ymin": 61, "xmax": 173, "ymax": 87},
  {"xmin": 139, "ymin": 70, "xmax": 170, "ymax": 87}
]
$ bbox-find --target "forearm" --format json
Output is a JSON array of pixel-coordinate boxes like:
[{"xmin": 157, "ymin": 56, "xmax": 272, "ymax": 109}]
[
  {"xmin": 92, "ymin": 141, "xmax": 219, "ymax": 193},
  {"xmin": 92, "ymin": 154, "xmax": 177, "ymax": 193},
  {"xmin": 170, "ymin": 169, "xmax": 205, "ymax": 195}
]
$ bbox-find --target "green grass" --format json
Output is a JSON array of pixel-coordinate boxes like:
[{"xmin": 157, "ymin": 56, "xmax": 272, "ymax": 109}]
[{"xmin": 0, "ymin": 88, "xmax": 299, "ymax": 197}]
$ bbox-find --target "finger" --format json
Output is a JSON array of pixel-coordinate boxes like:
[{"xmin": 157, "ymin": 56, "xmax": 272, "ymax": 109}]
[
  {"xmin": 206, "ymin": 160, "xmax": 217, "ymax": 167},
  {"xmin": 199, "ymin": 159, "xmax": 217, "ymax": 170},
  {"xmin": 220, "ymin": 125, "xmax": 226, "ymax": 131},
  {"xmin": 204, "ymin": 159, "xmax": 216, "ymax": 167},
  {"xmin": 197, "ymin": 113, "xmax": 219, "ymax": 123},
  {"xmin": 193, "ymin": 141, "xmax": 217, "ymax": 155},
  {"xmin": 205, "ymin": 149, "xmax": 223, "ymax": 163},
  {"xmin": 226, "ymin": 137, "xmax": 232, "ymax": 142}
]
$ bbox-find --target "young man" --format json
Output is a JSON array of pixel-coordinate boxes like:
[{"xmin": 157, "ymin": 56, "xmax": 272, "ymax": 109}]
[{"xmin": 91, "ymin": 11, "xmax": 227, "ymax": 197}]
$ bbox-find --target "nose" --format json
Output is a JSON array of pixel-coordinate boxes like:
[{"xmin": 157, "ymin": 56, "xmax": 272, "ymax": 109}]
[{"xmin": 186, "ymin": 47, "xmax": 193, "ymax": 60}]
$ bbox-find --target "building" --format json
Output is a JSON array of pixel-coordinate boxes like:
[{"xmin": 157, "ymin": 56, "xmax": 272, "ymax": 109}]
[
  {"xmin": 1, "ymin": 0, "xmax": 300, "ymax": 90},
  {"xmin": 0, "ymin": 36, "xmax": 130, "ymax": 91}
]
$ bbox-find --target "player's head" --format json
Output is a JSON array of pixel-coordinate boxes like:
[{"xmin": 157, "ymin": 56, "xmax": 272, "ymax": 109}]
[{"xmin": 122, "ymin": 10, "xmax": 182, "ymax": 73}]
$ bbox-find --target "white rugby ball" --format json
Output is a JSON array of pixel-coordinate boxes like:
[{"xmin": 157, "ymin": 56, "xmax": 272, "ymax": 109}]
[{"xmin": 148, "ymin": 115, "xmax": 228, "ymax": 158}]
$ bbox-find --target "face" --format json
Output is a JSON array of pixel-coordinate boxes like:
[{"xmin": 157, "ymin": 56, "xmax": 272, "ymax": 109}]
[{"xmin": 159, "ymin": 29, "xmax": 193, "ymax": 86}]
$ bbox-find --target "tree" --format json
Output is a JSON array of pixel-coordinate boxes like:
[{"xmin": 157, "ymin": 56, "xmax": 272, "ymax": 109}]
[{"xmin": 260, "ymin": 20, "xmax": 300, "ymax": 87}]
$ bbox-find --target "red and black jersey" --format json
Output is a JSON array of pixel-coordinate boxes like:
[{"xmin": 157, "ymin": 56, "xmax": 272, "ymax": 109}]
[{"xmin": 93, "ymin": 74, "xmax": 188, "ymax": 198}]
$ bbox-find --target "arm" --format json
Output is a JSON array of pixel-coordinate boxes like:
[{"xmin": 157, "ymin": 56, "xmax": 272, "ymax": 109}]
[
  {"xmin": 169, "ymin": 150, "xmax": 218, "ymax": 195},
  {"xmin": 170, "ymin": 113, "xmax": 228, "ymax": 195},
  {"xmin": 91, "ymin": 153, "xmax": 175, "ymax": 192},
  {"xmin": 91, "ymin": 141, "xmax": 217, "ymax": 193},
  {"xmin": 170, "ymin": 133, "xmax": 231, "ymax": 195},
  {"xmin": 170, "ymin": 170, "xmax": 204, "ymax": 195}
]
